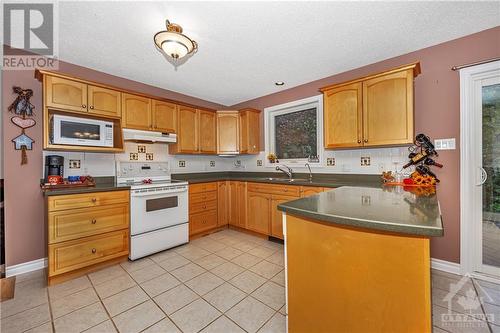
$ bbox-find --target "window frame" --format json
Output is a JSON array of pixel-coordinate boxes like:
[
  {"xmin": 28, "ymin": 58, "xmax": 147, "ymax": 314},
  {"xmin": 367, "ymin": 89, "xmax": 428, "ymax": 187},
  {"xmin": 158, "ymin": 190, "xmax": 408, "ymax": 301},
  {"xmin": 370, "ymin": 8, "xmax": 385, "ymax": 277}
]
[{"xmin": 264, "ymin": 95, "xmax": 324, "ymax": 168}]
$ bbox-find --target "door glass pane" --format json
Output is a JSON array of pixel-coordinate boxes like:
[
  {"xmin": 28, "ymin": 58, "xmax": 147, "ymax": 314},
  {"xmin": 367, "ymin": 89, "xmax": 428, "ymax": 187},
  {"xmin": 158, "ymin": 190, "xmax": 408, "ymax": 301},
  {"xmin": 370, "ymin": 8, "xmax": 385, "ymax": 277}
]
[{"xmin": 482, "ymin": 83, "xmax": 500, "ymax": 268}]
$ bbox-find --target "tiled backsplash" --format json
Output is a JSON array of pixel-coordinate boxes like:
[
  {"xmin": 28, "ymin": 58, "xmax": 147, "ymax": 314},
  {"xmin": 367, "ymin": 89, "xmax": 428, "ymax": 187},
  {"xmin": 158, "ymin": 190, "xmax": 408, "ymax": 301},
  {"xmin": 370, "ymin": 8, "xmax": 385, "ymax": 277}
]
[{"xmin": 42, "ymin": 144, "xmax": 411, "ymax": 178}]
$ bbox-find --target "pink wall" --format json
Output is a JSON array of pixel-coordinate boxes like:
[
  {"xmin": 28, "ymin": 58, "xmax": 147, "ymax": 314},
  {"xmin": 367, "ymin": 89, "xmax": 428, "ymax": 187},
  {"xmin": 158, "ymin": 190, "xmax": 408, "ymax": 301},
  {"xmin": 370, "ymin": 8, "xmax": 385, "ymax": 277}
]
[
  {"xmin": 2, "ymin": 57, "xmax": 224, "ymax": 266},
  {"xmin": 231, "ymin": 26, "xmax": 500, "ymax": 263}
]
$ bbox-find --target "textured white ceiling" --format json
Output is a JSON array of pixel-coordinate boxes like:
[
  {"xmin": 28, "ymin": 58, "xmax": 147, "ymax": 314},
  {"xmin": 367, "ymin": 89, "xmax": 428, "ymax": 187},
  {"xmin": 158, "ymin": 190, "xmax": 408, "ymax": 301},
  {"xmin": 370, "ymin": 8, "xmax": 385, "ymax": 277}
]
[{"xmin": 54, "ymin": 1, "xmax": 499, "ymax": 106}]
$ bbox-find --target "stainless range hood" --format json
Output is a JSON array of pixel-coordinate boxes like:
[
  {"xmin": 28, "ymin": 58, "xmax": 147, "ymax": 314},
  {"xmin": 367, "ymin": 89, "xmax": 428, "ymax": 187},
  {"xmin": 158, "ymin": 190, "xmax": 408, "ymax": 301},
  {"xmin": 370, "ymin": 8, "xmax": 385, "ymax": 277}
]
[{"xmin": 122, "ymin": 129, "xmax": 177, "ymax": 143}]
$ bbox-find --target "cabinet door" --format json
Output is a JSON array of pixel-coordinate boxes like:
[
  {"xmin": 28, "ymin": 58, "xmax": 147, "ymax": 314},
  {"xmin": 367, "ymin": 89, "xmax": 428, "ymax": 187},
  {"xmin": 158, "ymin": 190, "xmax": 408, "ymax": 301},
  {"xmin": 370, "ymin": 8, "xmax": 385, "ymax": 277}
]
[
  {"xmin": 237, "ymin": 182, "xmax": 247, "ymax": 228},
  {"xmin": 199, "ymin": 110, "xmax": 217, "ymax": 154},
  {"xmin": 239, "ymin": 111, "xmax": 249, "ymax": 153},
  {"xmin": 177, "ymin": 106, "xmax": 199, "ymax": 153},
  {"xmin": 88, "ymin": 85, "xmax": 121, "ymax": 118},
  {"xmin": 323, "ymin": 82, "xmax": 363, "ymax": 148},
  {"xmin": 152, "ymin": 100, "xmax": 177, "ymax": 133},
  {"xmin": 217, "ymin": 112, "xmax": 239, "ymax": 154},
  {"xmin": 362, "ymin": 69, "xmax": 414, "ymax": 146},
  {"xmin": 217, "ymin": 181, "xmax": 228, "ymax": 226},
  {"xmin": 228, "ymin": 181, "xmax": 239, "ymax": 227},
  {"xmin": 247, "ymin": 110, "xmax": 261, "ymax": 154},
  {"xmin": 271, "ymin": 195, "xmax": 296, "ymax": 239},
  {"xmin": 122, "ymin": 93, "xmax": 152, "ymax": 130},
  {"xmin": 45, "ymin": 76, "xmax": 88, "ymax": 112},
  {"xmin": 247, "ymin": 191, "xmax": 270, "ymax": 235}
]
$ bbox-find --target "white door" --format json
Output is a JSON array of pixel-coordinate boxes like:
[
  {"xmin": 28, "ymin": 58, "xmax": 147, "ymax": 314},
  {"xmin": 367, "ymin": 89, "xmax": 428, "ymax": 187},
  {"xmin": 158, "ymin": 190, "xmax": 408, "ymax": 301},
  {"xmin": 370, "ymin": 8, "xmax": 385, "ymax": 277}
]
[{"xmin": 461, "ymin": 60, "xmax": 500, "ymax": 279}]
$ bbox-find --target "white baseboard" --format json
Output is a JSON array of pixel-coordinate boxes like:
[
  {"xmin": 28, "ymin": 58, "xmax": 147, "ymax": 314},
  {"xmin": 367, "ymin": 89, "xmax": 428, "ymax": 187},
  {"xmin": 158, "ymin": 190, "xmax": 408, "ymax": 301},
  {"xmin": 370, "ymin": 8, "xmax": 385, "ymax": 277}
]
[
  {"xmin": 6, "ymin": 258, "xmax": 47, "ymax": 277},
  {"xmin": 431, "ymin": 258, "xmax": 461, "ymax": 275}
]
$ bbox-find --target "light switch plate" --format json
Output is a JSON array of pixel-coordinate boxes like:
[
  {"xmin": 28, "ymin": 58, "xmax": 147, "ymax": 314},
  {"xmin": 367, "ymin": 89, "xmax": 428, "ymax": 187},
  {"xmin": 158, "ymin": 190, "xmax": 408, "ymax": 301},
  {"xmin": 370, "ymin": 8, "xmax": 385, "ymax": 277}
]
[{"xmin": 434, "ymin": 138, "xmax": 456, "ymax": 150}]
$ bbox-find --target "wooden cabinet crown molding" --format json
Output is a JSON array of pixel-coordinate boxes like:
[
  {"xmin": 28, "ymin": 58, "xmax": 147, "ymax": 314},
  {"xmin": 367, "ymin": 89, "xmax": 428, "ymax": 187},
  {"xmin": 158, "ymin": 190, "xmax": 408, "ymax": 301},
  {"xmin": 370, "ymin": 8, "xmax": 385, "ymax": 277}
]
[
  {"xmin": 319, "ymin": 62, "xmax": 420, "ymax": 92},
  {"xmin": 35, "ymin": 69, "xmax": 217, "ymax": 112}
]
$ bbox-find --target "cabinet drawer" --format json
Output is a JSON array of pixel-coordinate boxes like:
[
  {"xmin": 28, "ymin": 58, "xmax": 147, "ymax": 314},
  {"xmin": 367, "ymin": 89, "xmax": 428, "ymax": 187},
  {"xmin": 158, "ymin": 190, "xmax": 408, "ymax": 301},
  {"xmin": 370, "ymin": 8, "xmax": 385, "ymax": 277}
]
[
  {"xmin": 48, "ymin": 190, "xmax": 129, "ymax": 212},
  {"xmin": 190, "ymin": 210, "xmax": 218, "ymax": 235},
  {"xmin": 48, "ymin": 230, "xmax": 129, "ymax": 276},
  {"xmin": 189, "ymin": 191, "xmax": 217, "ymax": 204},
  {"xmin": 247, "ymin": 183, "xmax": 300, "ymax": 197},
  {"xmin": 189, "ymin": 200, "xmax": 217, "ymax": 215},
  {"xmin": 189, "ymin": 183, "xmax": 218, "ymax": 194},
  {"xmin": 48, "ymin": 204, "xmax": 129, "ymax": 244}
]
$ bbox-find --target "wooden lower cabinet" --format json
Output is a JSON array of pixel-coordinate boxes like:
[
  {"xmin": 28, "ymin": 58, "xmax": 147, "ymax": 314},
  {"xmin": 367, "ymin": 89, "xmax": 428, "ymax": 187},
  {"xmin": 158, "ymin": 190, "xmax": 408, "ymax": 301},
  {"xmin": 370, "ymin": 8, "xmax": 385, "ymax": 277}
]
[
  {"xmin": 46, "ymin": 190, "xmax": 130, "ymax": 285},
  {"xmin": 271, "ymin": 195, "xmax": 297, "ymax": 239},
  {"xmin": 247, "ymin": 191, "xmax": 271, "ymax": 235},
  {"xmin": 300, "ymin": 186, "xmax": 325, "ymax": 197},
  {"xmin": 189, "ymin": 182, "xmax": 219, "ymax": 236},
  {"xmin": 190, "ymin": 210, "xmax": 218, "ymax": 235},
  {"xmin": 217, "ymin": 181, "xmax": 228, "ymax": 227}
]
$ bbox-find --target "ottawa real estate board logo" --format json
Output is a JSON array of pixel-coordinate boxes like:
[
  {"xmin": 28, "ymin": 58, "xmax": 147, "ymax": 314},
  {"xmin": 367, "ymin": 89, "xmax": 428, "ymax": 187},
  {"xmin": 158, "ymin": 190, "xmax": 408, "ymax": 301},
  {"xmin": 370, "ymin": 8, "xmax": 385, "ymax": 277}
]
[{"xmin": 3, "ymin": 2, "xmax": 58, "ymax": 70}]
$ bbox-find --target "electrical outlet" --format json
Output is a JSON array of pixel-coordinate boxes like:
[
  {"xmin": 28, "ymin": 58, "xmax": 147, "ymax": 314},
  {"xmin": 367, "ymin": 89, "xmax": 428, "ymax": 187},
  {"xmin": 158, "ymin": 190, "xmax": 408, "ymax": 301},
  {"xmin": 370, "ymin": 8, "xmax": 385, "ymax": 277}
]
[
  {"xmin": 209, "ymin": 161, "xmax": 215, "ymax": 167},
  {"xmin": 129, "ymin": 153, "xmax": 138, "ymax": 161},
  {"xmin": 326, "ymin": 157, "xmax": 335, "ymax": 166},
  {"xmin": 361, "ymin": 156, "xmax": 371, "ymax": 166},
  {"xmin": 137, "ymin": 145, "xmax": 146, "ymax": 153},
  {"xmin": 361, "ymin": 195, "xmax": 371, "ymax": 206},
  {"xmin": 434, "ymin": 138, "xmax": 456, "ymax": 150},
  {"xmin": 145, "ymin": 153, "xmax": 154, "ymax": 161},
  {"xmin": 257, "ymin": 160, "xmax": 263, "ymax": 166},
  {"xmin": 178, "ymin": 160, "xmax": 186, "ymax": 167},
  {"xmin": 69, "ymin": 159, "xmax": 81, "ymax": 169},
  {"xmin": 234, "ymin": 160, "xmax": 241, "ymax": 167}
]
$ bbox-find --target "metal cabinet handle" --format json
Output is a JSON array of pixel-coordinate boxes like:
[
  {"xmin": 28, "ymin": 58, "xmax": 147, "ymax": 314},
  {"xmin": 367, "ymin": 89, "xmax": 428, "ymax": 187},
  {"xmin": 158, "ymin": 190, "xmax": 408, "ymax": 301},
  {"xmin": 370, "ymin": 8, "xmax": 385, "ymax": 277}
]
[
  {"xmin": 91, "ymin": 219, "xmax": 97, "ymax": 224},
  {"xmin": 477, "ymin": 167, "xmax": 488, "ymax": 186},
  {"xmin": 89, "ymin": 105, "xmax": 94, "ymax": 109},
  {"xmin": 357, "ymin": 140, "xmax": 362, "ymax": 144},
  {"xmin": 363, "ymin": 139, "xmax": 368, "ymax": 143},
  {"xmin": 91, "ymin": 198, "xmax": 97, "ymax": 203},
  {"xmin": 82, "ymin": 104, "xmax": 87, "ymax": 108},
  {"xmin": 91, "ymin": 248, "xmax": 96, "ymax": 254}
]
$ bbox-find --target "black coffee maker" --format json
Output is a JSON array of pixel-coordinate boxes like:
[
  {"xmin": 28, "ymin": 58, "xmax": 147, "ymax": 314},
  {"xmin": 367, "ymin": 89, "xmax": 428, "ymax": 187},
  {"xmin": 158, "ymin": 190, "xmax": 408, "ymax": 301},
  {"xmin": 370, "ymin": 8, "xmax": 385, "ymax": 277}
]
[{"xmin": 44, "ymin": 155, "xmax": 64, "ymax": 181}]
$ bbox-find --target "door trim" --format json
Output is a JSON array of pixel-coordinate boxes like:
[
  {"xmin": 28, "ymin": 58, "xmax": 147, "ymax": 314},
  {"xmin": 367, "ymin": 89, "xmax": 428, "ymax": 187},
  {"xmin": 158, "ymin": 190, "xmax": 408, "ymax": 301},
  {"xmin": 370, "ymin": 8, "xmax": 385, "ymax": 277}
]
[{"xmin": 460, "ymin": 60, "xmax": 500, "ymax": 277}]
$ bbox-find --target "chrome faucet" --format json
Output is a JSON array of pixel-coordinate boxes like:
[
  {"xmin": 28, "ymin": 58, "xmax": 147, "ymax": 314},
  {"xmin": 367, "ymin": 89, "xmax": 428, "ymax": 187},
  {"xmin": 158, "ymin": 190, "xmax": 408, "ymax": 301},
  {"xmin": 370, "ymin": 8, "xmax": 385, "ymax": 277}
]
[
  {"xmin": 276, "ymin": 165, "xmax": 293, "ymax": 180},
  {"xmin": 305, "ymin": 163, "xmax": 313, "ymax": 182}
]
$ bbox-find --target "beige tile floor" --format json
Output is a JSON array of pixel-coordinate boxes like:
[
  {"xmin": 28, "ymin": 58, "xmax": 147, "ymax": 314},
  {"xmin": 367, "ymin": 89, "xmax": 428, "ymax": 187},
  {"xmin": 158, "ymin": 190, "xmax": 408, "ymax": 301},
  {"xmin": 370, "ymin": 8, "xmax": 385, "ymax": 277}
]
[{"xmin": 0, "ymin": 228, "xmax": 499, "ymax": 333}]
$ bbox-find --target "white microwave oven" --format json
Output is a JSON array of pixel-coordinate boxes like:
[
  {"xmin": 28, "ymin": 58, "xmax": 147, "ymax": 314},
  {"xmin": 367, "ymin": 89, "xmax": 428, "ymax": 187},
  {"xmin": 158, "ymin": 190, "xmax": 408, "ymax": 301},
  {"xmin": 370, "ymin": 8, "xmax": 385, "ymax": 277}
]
[{"xmin": 51, "ymin": 114, "xmax": 114, "ymax": 147}]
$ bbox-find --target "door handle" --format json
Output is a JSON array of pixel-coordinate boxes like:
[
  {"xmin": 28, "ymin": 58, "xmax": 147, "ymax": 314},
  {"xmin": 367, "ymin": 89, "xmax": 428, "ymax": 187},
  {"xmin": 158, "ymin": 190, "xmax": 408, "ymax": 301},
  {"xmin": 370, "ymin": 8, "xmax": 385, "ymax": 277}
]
[{"xmin": 477, "ymin": 167, "xmax": 488, "ymax": 186}]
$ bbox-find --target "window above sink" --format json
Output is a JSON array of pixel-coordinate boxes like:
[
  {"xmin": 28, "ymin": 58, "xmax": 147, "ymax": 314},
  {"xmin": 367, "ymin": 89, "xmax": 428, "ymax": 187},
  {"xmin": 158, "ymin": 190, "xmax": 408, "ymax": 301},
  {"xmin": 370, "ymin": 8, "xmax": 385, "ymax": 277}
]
[{"xmin": 264, "ymin": 95, "xmax": 324, "ymax": 167}]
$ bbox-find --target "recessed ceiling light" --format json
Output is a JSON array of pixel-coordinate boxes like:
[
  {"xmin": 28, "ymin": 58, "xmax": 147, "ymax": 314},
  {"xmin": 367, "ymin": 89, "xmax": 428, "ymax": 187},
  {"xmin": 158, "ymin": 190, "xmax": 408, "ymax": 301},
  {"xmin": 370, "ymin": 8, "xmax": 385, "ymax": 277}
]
[{"xmin": 275, "ymin": 81, "xmax": 285, "ymax": 86}]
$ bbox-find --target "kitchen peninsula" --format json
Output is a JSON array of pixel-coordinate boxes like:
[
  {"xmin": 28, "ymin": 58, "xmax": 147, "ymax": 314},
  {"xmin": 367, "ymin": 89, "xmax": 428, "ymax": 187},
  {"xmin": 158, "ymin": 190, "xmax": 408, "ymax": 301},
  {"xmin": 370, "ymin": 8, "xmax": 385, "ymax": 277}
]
[{"xmin": 278, "ymin": 186, "xmax": 442, "ymax": 333}]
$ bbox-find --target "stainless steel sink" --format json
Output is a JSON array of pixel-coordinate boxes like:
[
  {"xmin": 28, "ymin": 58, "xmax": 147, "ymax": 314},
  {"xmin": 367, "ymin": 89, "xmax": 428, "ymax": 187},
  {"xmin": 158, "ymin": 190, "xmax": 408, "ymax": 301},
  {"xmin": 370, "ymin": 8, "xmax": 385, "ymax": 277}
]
[{"xmin": 257, "ymin": 177, "xmax": 310, "ymax": 183}]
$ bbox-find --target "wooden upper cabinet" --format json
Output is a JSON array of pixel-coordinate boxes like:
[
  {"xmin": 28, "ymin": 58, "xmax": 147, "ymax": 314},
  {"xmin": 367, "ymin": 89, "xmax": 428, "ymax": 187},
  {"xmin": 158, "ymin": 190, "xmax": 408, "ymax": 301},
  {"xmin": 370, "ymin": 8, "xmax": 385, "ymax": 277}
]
[
  {"xmin": 217, "ymin": 111, "xmax": 239, "ymax": 154},
  {"xmin": 362, "ymin": 69, "xmax": 414, "ymax": 146},
  {"xmin": 176, "ymin": 106, "xmax": 199, "ymax": 153},
  {"xmin": 247, "ymin": 191, "xmax": 270, "ymax": 235},
  {"xmin": 321, "ymin": 62, "xmax": 419, "ymax": 149},
  {"xmin": 87, "ymin": 85, "xmax": 121, "ymax": 118},
  {"xmin": 239, "ymin": 108, "xmax": 261, "ymax": 154},
  {"xmin": 324, "ymin": 82, "xmax": 363, "ymax": 148},
  {"xmin": 45, "ymin": 76, "xmax": 88, "ymax": 112},
  {"xmin": 152, "ymin": 100, "xmax": 177, "ymax": 133},
  {"xmin": 199, "ymin": 110, "xmax": 217, "ymax": 154},
  {"xmin": 122, "ymin": 93, "xmax": 152, "ymax": 130}
]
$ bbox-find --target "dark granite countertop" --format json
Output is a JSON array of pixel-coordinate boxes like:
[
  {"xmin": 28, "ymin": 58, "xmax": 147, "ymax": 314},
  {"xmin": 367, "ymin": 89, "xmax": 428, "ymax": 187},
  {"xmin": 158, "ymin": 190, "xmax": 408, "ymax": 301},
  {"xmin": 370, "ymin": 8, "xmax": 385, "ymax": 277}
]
[
  {"xmin": 278, "ymin": 186, "xmax": 443, "ymax": 237},
  {"xmin": 42, "ymin": 177, "xmax": 130, "ymax": 196},
  {"xmin": 172, "ymin": 172, "xmax": 382, "ymax": 188}
]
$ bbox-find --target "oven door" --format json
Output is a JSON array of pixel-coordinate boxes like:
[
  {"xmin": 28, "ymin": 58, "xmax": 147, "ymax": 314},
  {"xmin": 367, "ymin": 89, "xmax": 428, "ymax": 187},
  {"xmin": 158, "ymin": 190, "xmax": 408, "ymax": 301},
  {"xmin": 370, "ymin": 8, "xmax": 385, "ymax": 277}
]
[{"xmin": 130, "ymin": 186, "xmax": 188, "ymax": 236}]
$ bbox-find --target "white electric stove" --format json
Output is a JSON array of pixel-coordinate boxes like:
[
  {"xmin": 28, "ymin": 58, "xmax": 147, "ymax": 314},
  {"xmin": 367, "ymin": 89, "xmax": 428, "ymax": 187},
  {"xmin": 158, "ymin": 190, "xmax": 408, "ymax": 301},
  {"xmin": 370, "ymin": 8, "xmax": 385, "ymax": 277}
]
[{"xmin": 116, "ymin": 161, "xmax": 189, "ymax": 260}]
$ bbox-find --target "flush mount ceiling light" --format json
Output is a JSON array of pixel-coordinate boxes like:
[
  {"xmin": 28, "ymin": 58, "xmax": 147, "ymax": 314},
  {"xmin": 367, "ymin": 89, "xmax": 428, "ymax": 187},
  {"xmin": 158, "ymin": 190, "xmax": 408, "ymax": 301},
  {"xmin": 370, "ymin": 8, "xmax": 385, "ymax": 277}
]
[
  {"xmin": 154, "ymin": 20, "xmax": 198, "ymax": 61},
  {"xmin": 275, "ymin": 81, "xmax": 285, "ymax": 86}
]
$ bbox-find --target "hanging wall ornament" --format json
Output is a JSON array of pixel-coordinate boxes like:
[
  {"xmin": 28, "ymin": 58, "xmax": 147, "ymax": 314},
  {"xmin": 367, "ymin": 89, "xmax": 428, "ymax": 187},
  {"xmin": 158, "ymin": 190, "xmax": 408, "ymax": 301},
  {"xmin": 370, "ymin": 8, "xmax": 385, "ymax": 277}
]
[{"xmin": 8, "ymin": 86, "xmax": 36, "ymax": 165}]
